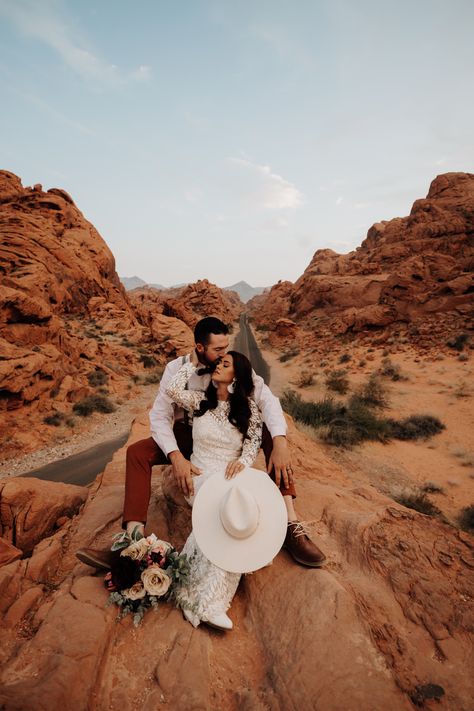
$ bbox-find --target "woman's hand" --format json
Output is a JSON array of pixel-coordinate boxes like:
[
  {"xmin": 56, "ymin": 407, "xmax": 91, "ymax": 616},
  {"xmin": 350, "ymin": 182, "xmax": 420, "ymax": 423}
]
[{"xmin": 225, "ymin": 460, "xmax": 245, "ymax": 479}]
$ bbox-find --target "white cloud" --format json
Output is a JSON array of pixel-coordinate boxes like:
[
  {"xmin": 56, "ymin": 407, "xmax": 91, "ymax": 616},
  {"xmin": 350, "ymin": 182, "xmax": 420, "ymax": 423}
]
[
  {"xmin": 184, "ymin": 188, "xmax": 202, "ymax": 204},
  {"xmin": 335, "ymin": 196, "xmax": 343, "ymax": 205},
  {"xmin": 0, "ymin": 0, "xmax": 151, "ymax": 86},
  {"xmin": 230, "ymin": 157, "xmax": 304, "ymax": 210}
]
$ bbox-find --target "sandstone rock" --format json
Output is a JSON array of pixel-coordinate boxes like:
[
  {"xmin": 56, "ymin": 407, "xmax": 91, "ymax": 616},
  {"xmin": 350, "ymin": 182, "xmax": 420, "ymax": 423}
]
[
  {"xmin": 150, "ymin": 314, "xmax": 194, "ymax": 358},
  {"xmin": 0, "ymin": 538, "xmax": 22, "ymax": 567},
  {"xmin": 0, "ymin": 416, "xmax": 472, "ymax": 710},
  {"xmin": 0, "ymin": 478, "xmax": 87, "ymax": 553}
]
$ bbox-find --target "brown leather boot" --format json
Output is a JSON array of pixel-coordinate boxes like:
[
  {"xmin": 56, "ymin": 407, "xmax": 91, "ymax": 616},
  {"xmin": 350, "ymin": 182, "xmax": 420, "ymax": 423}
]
[
  {"xmin": 283, "ymin": 521, "xmax": 326, "ymax": 567},
  {"xmin": 76, "ymin": 547, "xmax": 114, "ymax": 571}
]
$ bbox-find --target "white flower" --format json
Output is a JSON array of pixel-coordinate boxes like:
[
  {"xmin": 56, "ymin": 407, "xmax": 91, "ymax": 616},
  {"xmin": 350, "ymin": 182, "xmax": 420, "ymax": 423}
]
[
  {"xmin": 123, "ymin": 581, "xmax": 146, "ymax": 600},
  {"xmin": 120, "ymin": 538, "xmax": 149, "ymax": 561},
  {"xmin": 141, "ymin": 565, "xmax": 172, "ymax": 597}
]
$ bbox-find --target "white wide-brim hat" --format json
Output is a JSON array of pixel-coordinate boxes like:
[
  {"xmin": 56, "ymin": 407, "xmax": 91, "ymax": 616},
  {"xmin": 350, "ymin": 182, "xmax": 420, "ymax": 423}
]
[{"xmin": 192, "ymin": 467, "xmax": 287, "ymax": 574}]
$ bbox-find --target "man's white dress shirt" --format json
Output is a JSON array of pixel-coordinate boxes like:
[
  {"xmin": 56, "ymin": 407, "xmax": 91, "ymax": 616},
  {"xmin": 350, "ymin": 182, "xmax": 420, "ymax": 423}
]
[{"xmin": 149, "ymin": 353, "xmax": 287, "ymax": 456}]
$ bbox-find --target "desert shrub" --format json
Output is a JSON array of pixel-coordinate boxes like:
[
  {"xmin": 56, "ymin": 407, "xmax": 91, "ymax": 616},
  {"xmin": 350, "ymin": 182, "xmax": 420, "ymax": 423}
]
[
  {"xmin": 282, "ymin": 390, "xmax": 444, "ymax": 449},
  {"xmin": 295, "ymin": 370, "xmax": 314, "ymax": 388},
  {"xmin": 281, "ymin": 390, "xmax": 343, "ymax": 428},
  {"xmin": 65, "ymin": 417, "xmax": 76, "ymax": 428},
  {"xmin": 352, "ymin": 374, "xmax": 388, "ymax": 409},
  {"xmin": 446, "ymin": 333, "xmax": 469, "ymax": 351},
  {"xmin": 458, "ymin": 504, "xmax": 474, "ymax": 532},
  {"xmin": 379, "ymin": 357, "xmax": 403, "ymax": 381},
  {"xmin": 144, "ymin": 368, "xmax": 164, "ymax": 384},
  {"xmin": 458, "ymin": 353, "xmax": 469, "ymax": 362},
  {"xmin": 97, "ymin": 387, "xmax": 110, "ymax": 395},
  {"xmin": 279, "ymin": 349, "xmax": 300, "ymax": 363},
  {"xmin": 323, "ymin": 399, "xmax": 392, "ymax": 447},
  {"xmin": 32, "ymin": 345, "xmax": 41, "ymax": 352},
  {"xmin": 454, "ymin": 380, "xmax": 471, "ymax": 398},
  {"xmin": 43, "ymin": 412, "xmax": 65, "ymax": 426},
  {"xmin": 73, "ymin": 395, "xmax": 116, "ymax": 417},
  {"xmin": 325, "ymin": 369, "xmax": 349, "ymax": 394},
  {"xmin": 339, "ymin": 353, "xmax": 351, "ymax": 364},
  {"xmin": 392, "ymin": 491, "xmax": 442, "ymax": 517},
  {"xmin": 140, "ymin": 354, "xmax": 158, "ymax": 368},
  {"xmin": 87, "ymin": 369, "xmax": 108, "ymax": 387},
  {"xmin": 421, "ymin": 481, "xmax": 444, "ymax": 494},
  {"xmin": 121, "ymin": 339, "xmax": 134, "ymax": 348},
  {"xmin": 256, "ymin": 324, "xmax": 269, "ymax": 332},
  {"xmin": 386, "ymin": 415, "xmax": 445, "ymax": 440},
  {"xmin": 358, "ymin": 359, "xmax": 366, "ymax": 367},
  {"xmin": 131, "ymin": 374, "xmax": 143, "ymax": 384}
]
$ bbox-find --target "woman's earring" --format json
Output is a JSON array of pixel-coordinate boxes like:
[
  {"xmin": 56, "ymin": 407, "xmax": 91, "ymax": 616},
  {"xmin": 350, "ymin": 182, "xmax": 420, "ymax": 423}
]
[{"xmin": 227, "ymin": 379, "xmax": 236, "ymax": 394}]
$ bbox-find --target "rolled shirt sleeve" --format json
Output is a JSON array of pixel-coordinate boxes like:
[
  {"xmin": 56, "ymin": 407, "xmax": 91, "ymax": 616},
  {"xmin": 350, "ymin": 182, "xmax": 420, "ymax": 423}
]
[{"xmin": 252, "ymin": 372, "xmax": 287, "ymax": 438}]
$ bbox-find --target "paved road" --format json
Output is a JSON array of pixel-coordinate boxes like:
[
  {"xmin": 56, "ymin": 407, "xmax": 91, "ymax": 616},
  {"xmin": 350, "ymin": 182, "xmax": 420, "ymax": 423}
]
[
  {"xmin": 233, "ymin": 314, "xmax": 270, "ymax": 385},
  {"xmin": 20, "ymin": 431, "xmax": 130, "ymax": 487}
]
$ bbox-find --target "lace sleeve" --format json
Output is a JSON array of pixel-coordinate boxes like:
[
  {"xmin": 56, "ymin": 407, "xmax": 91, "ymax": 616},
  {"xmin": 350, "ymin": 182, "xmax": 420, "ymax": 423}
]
[
  {"xmin": 166, "ymin": 362, "xmax": 206, "ymax": 413},
  {"xmin": 238, "ymin": 400, "xmax": 262, "ymax": 467}
]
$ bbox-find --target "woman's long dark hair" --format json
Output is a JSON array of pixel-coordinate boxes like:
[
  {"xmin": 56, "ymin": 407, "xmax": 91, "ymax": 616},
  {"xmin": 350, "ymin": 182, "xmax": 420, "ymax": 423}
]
[{"xmin": 194, "ymin": 350, "xmax": 254, "ymax": 439}]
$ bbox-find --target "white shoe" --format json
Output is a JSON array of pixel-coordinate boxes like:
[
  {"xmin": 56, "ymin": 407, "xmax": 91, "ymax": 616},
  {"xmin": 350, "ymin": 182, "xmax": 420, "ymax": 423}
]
[{"xmin": 205, "ymin": 613, "xmax": 233, "ymax": 631}]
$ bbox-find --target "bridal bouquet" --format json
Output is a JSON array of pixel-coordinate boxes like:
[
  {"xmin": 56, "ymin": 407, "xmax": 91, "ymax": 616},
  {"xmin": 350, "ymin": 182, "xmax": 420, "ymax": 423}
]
[{"xmin": 104, "ymin": 527, "xmax": 190, "ymax": 626}]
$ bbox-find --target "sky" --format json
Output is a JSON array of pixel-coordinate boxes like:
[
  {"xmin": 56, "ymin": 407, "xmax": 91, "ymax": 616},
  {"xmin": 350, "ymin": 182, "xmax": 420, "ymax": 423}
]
[{"xmin": 0, "ymin": 0, "xmax": 473, "ymax": 288}]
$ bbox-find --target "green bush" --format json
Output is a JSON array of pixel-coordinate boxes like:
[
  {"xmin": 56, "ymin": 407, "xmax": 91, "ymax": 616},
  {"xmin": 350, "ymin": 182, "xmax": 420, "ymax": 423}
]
[
  {"xmin": 87, "ymin": 369, "xmax": 108, "ymax": 387},
  {"xmin": 144, "ymin": 368, "xmax": 163, "ymax": 384},
  {"xmin": 325, "ymin": 369, "xmax": 349, "ymax": 394},
  {"xmin": 352, "ymin": 374, "xmax": 388, "ymax": 409},
  {"xmin": 279, "ymin": 349, "xmax": 300, "ymax": 363},
  {"xmin": 281, "ymin": 390, "xmax": 343, "ymax": 427},
  {"xmin": 393, "ymin": 491, "xmax": 442, "ymax": 517},
  {"xmin": 43, "ymin": 412, "xmax": 65, "ymax": 426},
  {"xmin": 282, "ymin": 390, "xmax": 444, "ymax": 449},
  {"xmin": 446, "ymin": 333, "xmax": 469, "ymax": 351},
  {"xmin": 379, "ymin": 357, "xmax": 403, "ymax": 381},
  {"xmin": 323, "ymin": 398, "xmax": 391, "ymax": 447},
  {"xmin": 386, "ymin": 415, "xmax": 445, "ymax": 440},
  {"xmin": 140, "ymin": 354, "xmax": 158, "ymax": 369},
  {"xmin": 73, "ymin": 395, "xmax": 116, "ymax": 417},
  {"xmin": 458, "ymin": 504, "xmax": 474, "ymax": 532}
]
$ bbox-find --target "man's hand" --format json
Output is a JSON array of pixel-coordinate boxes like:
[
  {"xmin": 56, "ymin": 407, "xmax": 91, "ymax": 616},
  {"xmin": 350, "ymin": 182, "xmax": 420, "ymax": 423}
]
[
  {"xmin": 225, "ymin": 459, "xmax": 245, "ymax": 479},
  {"xmin": 169, "ymin": 451, "xmax": 201, "ymax": 497},
  {"xmin": 267, "ymin": 436, "xmax": 293, "ymax": 489},
  {"xmin": 190, "ymin": 350, "xmax": 199, "ymax": 367}
]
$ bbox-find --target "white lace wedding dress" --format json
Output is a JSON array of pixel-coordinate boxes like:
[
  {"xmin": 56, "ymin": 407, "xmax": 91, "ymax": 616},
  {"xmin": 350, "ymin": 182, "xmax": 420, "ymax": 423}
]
[{"xmin": 166, "ymin": 362, "xmax": 262, "ymax": 627}]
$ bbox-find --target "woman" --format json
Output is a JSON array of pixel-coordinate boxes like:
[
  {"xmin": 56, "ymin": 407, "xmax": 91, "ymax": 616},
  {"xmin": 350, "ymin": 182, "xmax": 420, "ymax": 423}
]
[{"xmin": 166, "ymin": 349, "xmax": 262, "ymax": 630}]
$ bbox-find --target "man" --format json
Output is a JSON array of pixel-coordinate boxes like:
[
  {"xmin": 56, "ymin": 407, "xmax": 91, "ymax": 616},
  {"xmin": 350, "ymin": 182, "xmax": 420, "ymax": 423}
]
[{"xmin": 77, "ymin": 317, "xmax": 325, "ymax": 568}]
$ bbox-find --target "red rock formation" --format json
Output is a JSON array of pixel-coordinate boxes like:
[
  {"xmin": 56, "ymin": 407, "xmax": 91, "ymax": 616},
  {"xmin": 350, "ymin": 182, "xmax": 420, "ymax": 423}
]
[
  {"xmin": 129, "ymin": 278, "xmax": 243, "ymax": 331},
  {"xmin": 0, "ymin": 171, "xmax": 144, "ymax": 430},
  {"xmin": 0, "ymin": 478, "xmax": 87, "ymax": 554},
  {"xmin": 248, "ymin": 173, "xmax": 474, "ymax": 349},
  {"xmin": 0, "ymin": 416, "xmax": 472, "ymax": 709}
]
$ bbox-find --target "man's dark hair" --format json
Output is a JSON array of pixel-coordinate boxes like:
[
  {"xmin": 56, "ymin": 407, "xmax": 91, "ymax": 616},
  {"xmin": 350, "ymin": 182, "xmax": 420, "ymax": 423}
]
[{"xmin": 194, "ymin": 317, "xmax": 229, "ymax": 346}]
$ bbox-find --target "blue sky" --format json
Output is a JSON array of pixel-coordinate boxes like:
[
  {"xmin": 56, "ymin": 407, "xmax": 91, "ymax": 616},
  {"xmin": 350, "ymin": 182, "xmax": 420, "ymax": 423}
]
[{"xmin": 0, "ymin": 0, "xmax": 473, "ymax": 287}]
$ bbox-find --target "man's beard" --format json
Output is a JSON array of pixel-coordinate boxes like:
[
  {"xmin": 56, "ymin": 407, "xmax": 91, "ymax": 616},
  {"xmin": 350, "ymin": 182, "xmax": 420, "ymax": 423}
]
[{"xmin": 196, "ymin": 348, "xmax": 219, "ymax": 375}]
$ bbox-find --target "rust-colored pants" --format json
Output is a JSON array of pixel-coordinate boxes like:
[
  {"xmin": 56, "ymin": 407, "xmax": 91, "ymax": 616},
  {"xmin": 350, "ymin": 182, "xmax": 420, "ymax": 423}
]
[{"xmin": 123, "ymin": 421, "xmax": 296, "ymax": 525}]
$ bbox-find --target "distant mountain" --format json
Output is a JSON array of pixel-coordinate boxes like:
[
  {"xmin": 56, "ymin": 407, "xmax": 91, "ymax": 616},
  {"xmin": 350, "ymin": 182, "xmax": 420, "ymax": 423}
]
[
  {"xmin": 224, "ymin": 281, "xmax": 267, "ymax": 303},
  {"xmin": 121, "ymin": 276, "xmax": 166, "ymax": 291}
]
